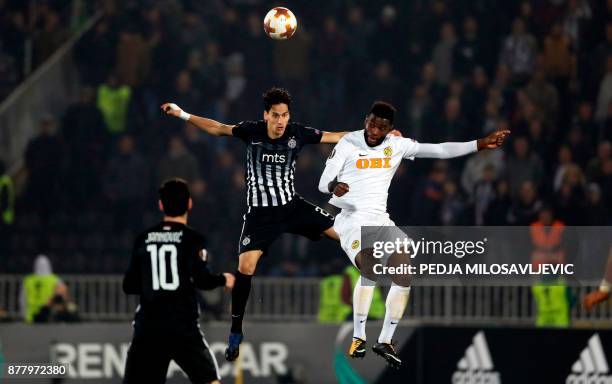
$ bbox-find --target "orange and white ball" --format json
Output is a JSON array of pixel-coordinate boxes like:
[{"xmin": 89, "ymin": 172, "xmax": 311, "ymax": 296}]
[{"xmin": 263, "ymin": 7, "xmax": 298, "ymax": 40}]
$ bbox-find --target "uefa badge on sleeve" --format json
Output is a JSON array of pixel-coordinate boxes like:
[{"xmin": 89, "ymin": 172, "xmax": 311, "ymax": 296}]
[
  {"xmin": 242, "ymin": 236, "xmax": 251, "ymax": 246},
  {"xmin": 288, "ymin": 138, "xmax": 297, "ymax": 149}
]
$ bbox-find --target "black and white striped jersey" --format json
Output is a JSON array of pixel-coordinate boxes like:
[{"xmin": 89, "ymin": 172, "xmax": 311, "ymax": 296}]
[{"xmin": 232, "ymin": 120, "xmax": 323, "ymax": 207}]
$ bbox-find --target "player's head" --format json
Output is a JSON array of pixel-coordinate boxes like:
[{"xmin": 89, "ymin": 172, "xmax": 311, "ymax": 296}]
[
  {"xmin": 364, "ymin": 101, "xmax": 395, "ymax": 147},
  {"xmin": 158, "ymin": 178, "xmax": 192, "ymax": 218},
  {"xmin": 263, "ymin": 87, "xmax": 291, "ymax": 138}
]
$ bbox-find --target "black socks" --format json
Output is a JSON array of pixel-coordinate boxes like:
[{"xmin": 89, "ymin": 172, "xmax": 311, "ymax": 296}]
[{"xmin": 230, "ymin": 271, "xmax": 253, "ymax": 334}]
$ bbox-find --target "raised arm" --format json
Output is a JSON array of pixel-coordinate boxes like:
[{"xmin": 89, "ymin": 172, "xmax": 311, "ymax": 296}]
[
  {"xmin": 321, "ymin": 131, "xmax": 349, "ymax": 144},
  {"xmin": 320, "ymin": 129, "xmax": 402, "ymax": 144},
  {"xmin": 161, "ymin": 103, "xmax": 234, "ymax": 136},
  {"xmin": 414, "ymin": 130, "xmax": 510, "ymax": 159}
]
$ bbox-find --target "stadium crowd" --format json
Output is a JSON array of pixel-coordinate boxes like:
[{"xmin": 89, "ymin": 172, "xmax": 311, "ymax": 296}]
[
  {"xmin": 0, "ymin": 0, "xmax": 95, "ymax": 101},
  {"xmin": 4, "ymin": 0, "xmax": 612, "ymax": 276}
]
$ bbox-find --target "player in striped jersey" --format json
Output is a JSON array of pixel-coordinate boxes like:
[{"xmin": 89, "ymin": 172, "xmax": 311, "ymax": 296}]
[{"xmin": 161, "ymin": 88, "xmax": 349, "ymax": 361}]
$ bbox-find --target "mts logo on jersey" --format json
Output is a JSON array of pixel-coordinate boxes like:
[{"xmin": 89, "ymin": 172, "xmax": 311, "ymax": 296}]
[
  {"xmin": 356, "ymin": 158, "xmax": 391, "ymax": 169},
  {"xmin": 261, "ymin": 152, "xmax": 287, "ymax": 164}
]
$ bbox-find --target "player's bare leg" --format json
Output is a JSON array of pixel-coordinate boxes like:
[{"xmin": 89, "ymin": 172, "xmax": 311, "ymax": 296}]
[
  {"xmin": 584, "ymin": 247, "xmax": 612, "ymax": 310},
  {"xmin": 226, "ymin": 250, "xmax": 263, "ymax": 361}
]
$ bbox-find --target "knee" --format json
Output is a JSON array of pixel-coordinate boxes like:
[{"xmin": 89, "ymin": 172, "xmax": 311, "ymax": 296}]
[
  {"xmin": 238, "ymin": 252, "xmax": 261, "ymax": 275},
  {"xmin": 238, "ymin": 262, "xmax": 256, "ymax": 275}
]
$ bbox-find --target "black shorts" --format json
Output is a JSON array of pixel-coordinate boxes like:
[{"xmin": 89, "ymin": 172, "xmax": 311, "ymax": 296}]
[
  {"xmin": 123, "ymin": 329, "xmax": 219, "ymax": 384},
  {"xmin": 238, "ymin": 195, "xmax": 334, "ymax": 254}
]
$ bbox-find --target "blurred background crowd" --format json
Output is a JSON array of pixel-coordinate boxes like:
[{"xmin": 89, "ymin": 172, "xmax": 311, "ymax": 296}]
[{"xmin": 2, "ymin": 0, "xmax": 612, "ymax": 277}]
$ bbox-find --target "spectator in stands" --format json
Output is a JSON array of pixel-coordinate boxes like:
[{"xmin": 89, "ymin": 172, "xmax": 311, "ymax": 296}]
[
  {"xmin": 0, "ymin": 160, "xmax": 14, "ymax": 256},
  {"xmin": 587, "ymin": 141, "xmax": 612, "ymax": 181},
  {"xmin": 566, "ymin": 126, "xmax": 592, "ymax": 167},
  {"xmin": 103, "ymin": 135, "xmax": 148, "ymax": 232},
  {"xmin": 20, "ymin": 254, "xmax": 68, "ymax": 323},
  {"xmin": 596, "ymin": 55, "xmax": 612, "ymax": 122},
  {"xmin": 453, "ymin": 16, "xmax": 486, "ymax": 77},
  {"xmin": 572, "ymin": 101, "xmax": 598, "ymax": 144},
  {"xmin": 97, "ymin": 73, "xmax": 131, "ymax": 136},
  {"xmin": 427, "ymin": 97, "xmax": 469, "ymax": 143},
  {"xmin": 585, "ymin": 182, "xmax": 609, "ymax": 225},
  {"xmin": 508, "ymin": 180, "xmax": 543, "ymax": 225},
  {"xmin": 472, "ymin": 164, "xmax": 498, "ymax": 226},
  {"xmin": 554, "ymin": 145, "xmax": 575, "ymax": 191},
  {"xmin": 74, "ymin": 18, "xmax": 116, "ymax": 86},
  {"xmin": 441, "ymin": 180, "xmax": 467, "ymax": 225},
  {"xmin": 115, "ymin": 27, "xmax": 151, "ymax": 87},
  {"xmin": 33, "ymin": 293, "xmax": 79, "ymax": 323},
  {"xmin": 484, "ymin": 180, "xmax": 512, "ymax": 225},
  {"xmin": 366, "ymin": 61, "xmax": 401, "ymax": 109},
  {"xmin": 405, "ymin": 84, "xmax": 432, "ymax": 140},
  {"xmin": 190, "ymin": 42, "xmax": 226, "ymax": 120},
  {"xmin": 0, "ymin": 40, "xmax": 18, "ymax": 101},
  {"xmin": 555, "ymin": 164, "xmax": 586, "ymax": 225},
  {"xmin": 506, "ymin": 136, "xmax": 544, "ymax": 197},
  {"xmin": 593, "ymin": 22, "xmax": 612, "ymax": 84},
  {"xmin": 23, "ymin": 116, "xmax": 63, "ymax": 217},
  {"xmin": 0, "ymin": 160, "xmax": 14, "ymax": 227},
  {"xmin": 158, "ymin": 135, "xmax": 202, "ymax": 186},
  {"xmin": 524, "ymin": 70, "xmax": 560, "ymax": 128},
  {"xmin": 500, "ymin": 18, "xmax": 537, "ymax": 84},
  {"xmin": 33, "ymin": 10, "xmax": 69, "ymax": 68},
  {"xmin": 461, "ymin": 148, "xmax": 504, "ymax": 198},
  {"xmin": 410, "ymin": 161, "xmax": 447, "ymax": 225},
  {"xmin": 432, "ymin": 22, "xmax": 457, "ymax": 86}
]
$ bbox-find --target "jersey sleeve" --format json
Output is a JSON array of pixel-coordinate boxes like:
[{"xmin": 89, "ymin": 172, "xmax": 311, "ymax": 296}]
[
  {"xmin": 397, "ymin": 137, "xmax": 420, "ymax": 160},
  {"xmin": 191, "ymin": 233, "xmax": 226, "ymax": 290},
  {"xmin": 123, "ymin": 236, "xmax": 143, "ymax": 294},
  {"xmin": 231, "ymin": 121, "xmax": 259, "ymax": 142},
  {"xmin": 295, "ymin": 123, "xmax": 323, "ymax": 145},
  {"xmin": 319, "ymin": 138, "xmax": 351, "ymax": 193}
]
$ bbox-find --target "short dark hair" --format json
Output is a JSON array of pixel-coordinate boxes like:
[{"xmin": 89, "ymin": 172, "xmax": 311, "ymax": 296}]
[
  {"xmin": 263, "ymin": 87, "xmax": 291, "ymax": 111},
  {"xmin": 158, "ymin": 178, "xmax": 190, "ymax": 216},
  {"xmin": 369, "ymin": 101, "xmax": 396, "ymax": 124}
]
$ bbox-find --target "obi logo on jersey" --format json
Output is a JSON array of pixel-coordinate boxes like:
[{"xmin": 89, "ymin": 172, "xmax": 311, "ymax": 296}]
[
  {"xmin": 356, "ymin": 158, "xmax": 392, "ymax": 169},
  {"xmin": 261, "ymin": 153, "xmax": 287, "ymax": 163}
]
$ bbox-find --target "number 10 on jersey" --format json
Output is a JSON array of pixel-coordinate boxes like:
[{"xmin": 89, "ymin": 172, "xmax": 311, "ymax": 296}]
[{"xmin": 147, "ymin": 244, "xmax": 179, "ymax": 291}]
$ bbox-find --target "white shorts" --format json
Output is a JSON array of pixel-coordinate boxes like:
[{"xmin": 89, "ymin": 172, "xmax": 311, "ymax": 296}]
[{"xmin": 334, "ymin": 210, "xmax": 407, "ymax": 267}]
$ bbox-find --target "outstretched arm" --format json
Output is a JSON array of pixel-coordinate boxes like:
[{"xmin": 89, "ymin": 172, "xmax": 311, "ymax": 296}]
[
  {"xmin": 320, "ymin": 130, "xmax": 402, "ymax": 144},
  {"xmin": 161, "ymin": 103, "xmax": 234, "ymax": 136},
  {"xmin": 321, "ymin": 131, "xmax": 349, "ymax": 144},
  {"xmin": 415, "ymin": 130, "xmax": 510, "ymax": 159}
]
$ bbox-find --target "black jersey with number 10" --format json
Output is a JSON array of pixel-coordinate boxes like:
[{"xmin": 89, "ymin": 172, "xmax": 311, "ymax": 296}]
[
  {"xmin": 232, "ymin": 120, "xmax": 323, "ymax": 208},
  {"xmin": 123, "ymin": 222, "xmax": 225, "ymax": 334}
]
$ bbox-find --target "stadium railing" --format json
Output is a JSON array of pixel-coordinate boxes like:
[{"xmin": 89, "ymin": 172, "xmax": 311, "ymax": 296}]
[{"xmin": 1, "ymin": 275, "xmax": 610, "ymax": 325}]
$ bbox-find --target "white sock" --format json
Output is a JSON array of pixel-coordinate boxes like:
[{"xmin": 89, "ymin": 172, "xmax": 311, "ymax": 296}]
[
  {"xmin": 378, "ymin": 284, "xmax": 410, "ymax": 344},
  {"xmin": 353, "ymin": 276, "xmax": 375, "ymax": 340}
]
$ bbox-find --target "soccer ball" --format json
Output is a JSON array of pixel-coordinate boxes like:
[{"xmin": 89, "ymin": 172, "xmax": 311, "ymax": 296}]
[{"xmin": 263, "ymin": 7, "xmax": 298, "ymax": 40}]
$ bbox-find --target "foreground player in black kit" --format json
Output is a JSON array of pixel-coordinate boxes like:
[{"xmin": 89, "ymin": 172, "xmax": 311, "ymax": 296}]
[
  {"xmin": 123, "ymin": 179, "xmax": 235, "ymax": 384},
  {"xmin": 161, "ymin": 88, "xmax": 346, "ymax": 361}
]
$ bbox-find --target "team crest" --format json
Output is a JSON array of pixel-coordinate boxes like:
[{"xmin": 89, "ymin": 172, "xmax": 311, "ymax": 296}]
[
  {"xmin": 288, "ymin": 137, "xmax": 297, "ymax": 149},
  {"xmin": 351, "ymin": 240, "xmax": 360, "ymax": 250},
  {"xmin": 384, "ymin": 146, "xmax": 393, "ymax": 157},
  {"xmin": 242, "ymin": 236, "xmax": 251, "ymax": 246}
]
